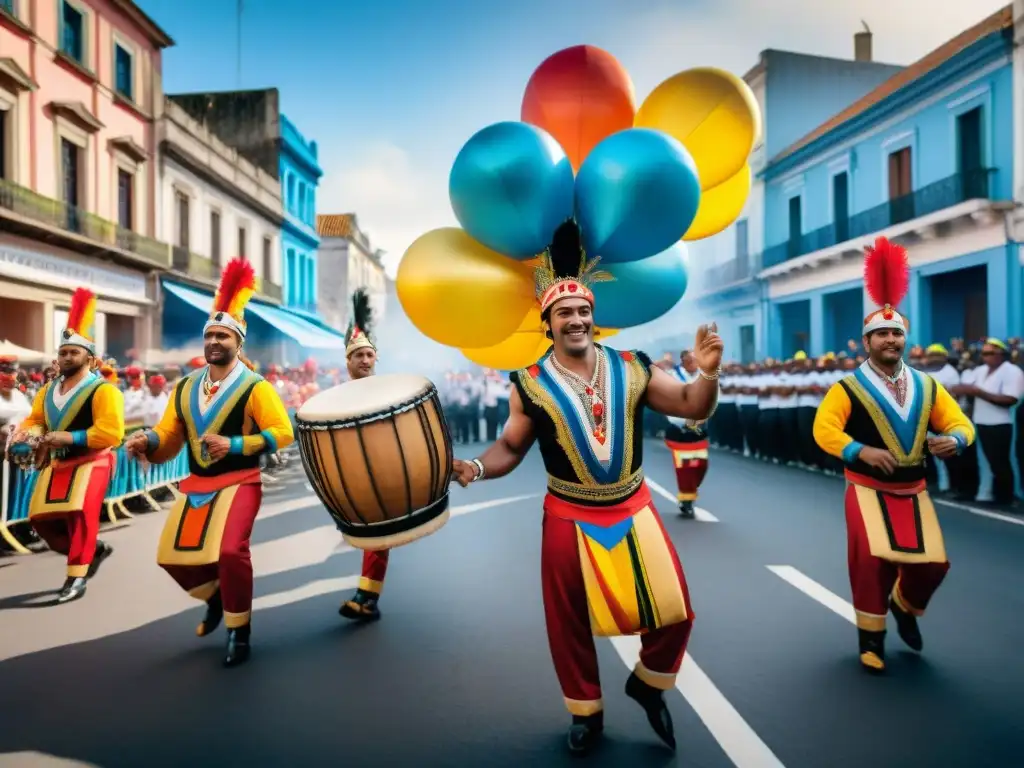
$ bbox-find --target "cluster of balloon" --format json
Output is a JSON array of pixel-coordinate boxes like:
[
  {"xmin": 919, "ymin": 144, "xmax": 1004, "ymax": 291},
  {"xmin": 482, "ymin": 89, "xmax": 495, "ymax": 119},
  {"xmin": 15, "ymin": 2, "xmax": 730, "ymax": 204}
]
[{"xmin": 396, "ymin": 45, "xmax": 761, "ymax": 371}]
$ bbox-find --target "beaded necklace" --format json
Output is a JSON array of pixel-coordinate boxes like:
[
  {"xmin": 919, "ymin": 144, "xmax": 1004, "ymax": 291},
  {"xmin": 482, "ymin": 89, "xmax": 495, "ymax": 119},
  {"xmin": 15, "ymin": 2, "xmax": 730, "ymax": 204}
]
[
  {"xmin": 550, "ymin": 349, "xmax": 608, "ymax": 445},
  {"xmin": 868, "ymin": 360, "xmax": 907, "ymax": 407},
  {"xmin": 201, "ymin": 372, "xmax": 222, "ymax": 405}
]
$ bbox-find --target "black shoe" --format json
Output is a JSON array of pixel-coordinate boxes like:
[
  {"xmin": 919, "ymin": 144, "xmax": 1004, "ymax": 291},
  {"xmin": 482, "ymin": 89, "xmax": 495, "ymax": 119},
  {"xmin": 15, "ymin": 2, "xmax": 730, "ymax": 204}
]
[
  {"xmin": 86, "ymin": 542, "xmax": 114, "ymax": 579},
  {"xmin": 197, "ymin": 591, "xmax": 224, "ymax": 637},
  {"xmin": 625, "ymin": 672, "xmax": 676, "ymax": 750},
  {"xmin": 224, "ymin": 624, "xmax": 251, "ymax": 667},
  {"xmin": 678, "ymin": 500, "xmax": 695, "ymax": 518},
  {"xmin": 858, "ymin": 628, "xmax": 886, "ymax": 672},
  {"xmin": 889, "ymin": 598, "xmax": 923, "ymax": 652},
  {"xmin": 56, "ymin": 577, "xmax": 87, "ymax": 604},
  {"xmin": 567, "ymin": 712, "xmax": 604, "ymax": 755},
  {"xmin": 339, "ymin": 589, "xmax": 381, "ymax": 622}
]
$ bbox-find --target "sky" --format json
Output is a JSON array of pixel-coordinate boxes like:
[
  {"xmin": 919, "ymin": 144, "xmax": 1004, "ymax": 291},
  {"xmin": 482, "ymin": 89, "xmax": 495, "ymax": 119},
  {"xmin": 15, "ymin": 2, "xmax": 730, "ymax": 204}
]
[{"xmin": 138, "ymin": 0, "xmax": 1011, "ymax": 280}]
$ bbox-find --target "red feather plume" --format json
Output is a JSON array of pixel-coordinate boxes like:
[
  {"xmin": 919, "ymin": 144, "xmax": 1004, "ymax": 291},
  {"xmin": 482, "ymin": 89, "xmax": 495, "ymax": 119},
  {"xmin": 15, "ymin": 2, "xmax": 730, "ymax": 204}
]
[
  {"xmin": 66, "ymin": 287, "xmax": 95, "ymax": 331},
  {"xmin": 213, "ymin": 258, "xmax": 256, "ymax": 313},
  {"xmin": 864, "ymin": 237, "xmax": 909, "ymax": 309}
]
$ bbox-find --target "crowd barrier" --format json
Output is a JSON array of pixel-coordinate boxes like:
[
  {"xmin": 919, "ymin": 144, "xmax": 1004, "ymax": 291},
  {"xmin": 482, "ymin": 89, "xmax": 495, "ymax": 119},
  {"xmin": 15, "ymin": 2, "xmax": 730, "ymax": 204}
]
[{"xmin": 0, "ymin": 445, "xmax": 189, "ymax": 555}]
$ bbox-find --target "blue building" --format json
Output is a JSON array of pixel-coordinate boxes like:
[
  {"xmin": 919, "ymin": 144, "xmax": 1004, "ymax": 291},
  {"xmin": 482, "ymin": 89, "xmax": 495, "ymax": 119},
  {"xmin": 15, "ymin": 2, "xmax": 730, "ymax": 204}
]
[
  {"xmin": 279, "ymin": 115, "xmax": 323, "ymax": 315},
  {"xmin": 758, "ymin": 6, "xmax": 1015, "ymax": 359},
  {"xmin": 688, "ymin": 39, "xmax": 904, "ymax": 362}
]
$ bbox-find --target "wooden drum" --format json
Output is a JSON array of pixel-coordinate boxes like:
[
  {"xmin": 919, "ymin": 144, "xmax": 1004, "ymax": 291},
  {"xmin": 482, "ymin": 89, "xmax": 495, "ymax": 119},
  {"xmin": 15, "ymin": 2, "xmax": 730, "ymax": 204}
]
[{"xmin": 296, "ymin": 374, "xmax": 454, "ymax": 551}]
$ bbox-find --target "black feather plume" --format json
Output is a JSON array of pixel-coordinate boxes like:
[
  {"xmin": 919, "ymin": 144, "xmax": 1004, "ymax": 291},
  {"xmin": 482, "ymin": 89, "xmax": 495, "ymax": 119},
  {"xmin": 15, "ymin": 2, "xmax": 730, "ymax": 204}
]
[
  {"xmin": 346, "ymin": 288, "xmax": 374, "ymax": 345},
  {"xmin": 547, "ymin": 218, "xmax": 584, "ymax": 279}
]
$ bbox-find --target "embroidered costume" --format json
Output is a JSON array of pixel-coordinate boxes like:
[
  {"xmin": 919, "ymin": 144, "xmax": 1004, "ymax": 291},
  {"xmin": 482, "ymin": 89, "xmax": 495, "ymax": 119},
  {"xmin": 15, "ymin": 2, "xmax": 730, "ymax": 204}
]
[
  {"xmin": 812, "ymin": 237, "xmax": 974, "ymax": 671},
  {"xmin": 16, "ymin": 289, "xmax": 123, "ymax": 603},
  {"xmin": 142, "ymin": 259, "xmax": 294, "ymax": 666},
  {"xmin": 664, "ymin": 360, "xmax": 709, "ymax": 517},
  {"xmin": 510, "ymin": 220, "xmax": 693, "ymax": 749}
]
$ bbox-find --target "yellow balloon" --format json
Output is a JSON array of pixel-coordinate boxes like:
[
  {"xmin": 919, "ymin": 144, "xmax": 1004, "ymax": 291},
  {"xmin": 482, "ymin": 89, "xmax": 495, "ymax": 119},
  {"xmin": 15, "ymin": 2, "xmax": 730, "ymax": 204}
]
[
  {"xmin": 635, "ymin": 68, "xmax": 761, "ymax": 190},
  {"xmin": 683, "ymin": 164, "xmax": 752, "ymax": 241},
  {"xmin": 397, "ymin": 228, "xmax": 535, "ymax": 348}
]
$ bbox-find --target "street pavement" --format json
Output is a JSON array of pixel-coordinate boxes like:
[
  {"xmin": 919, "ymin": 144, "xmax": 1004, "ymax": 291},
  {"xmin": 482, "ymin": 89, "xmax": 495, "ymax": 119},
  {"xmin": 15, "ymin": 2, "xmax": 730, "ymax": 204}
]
[{"xmin": 0, "ymin": 440, "xmax": 1022, "ymax": 768}]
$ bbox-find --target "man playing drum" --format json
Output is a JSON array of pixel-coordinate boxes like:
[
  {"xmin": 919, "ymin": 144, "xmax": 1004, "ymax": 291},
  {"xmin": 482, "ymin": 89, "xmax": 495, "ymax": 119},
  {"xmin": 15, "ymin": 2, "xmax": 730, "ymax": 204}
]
[
  {"xmin": 125, "ymin": 258, "xmax": 294, "ymax": 667},
  {"xmin": 450, "ymin": 219, "xmax": 722, "ymax": 756},
  {"xmin": 336, "ymin": 288, "xmax": 391, "ymax": 622}
]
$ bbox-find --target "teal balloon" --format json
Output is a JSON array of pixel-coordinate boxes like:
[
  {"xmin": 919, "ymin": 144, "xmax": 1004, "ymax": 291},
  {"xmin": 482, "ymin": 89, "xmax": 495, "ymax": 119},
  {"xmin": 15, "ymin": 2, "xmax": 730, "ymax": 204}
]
[
  {"xmin": 575, "ymin": 129, "xmax": 701, "ymax": 264},
  {"xmin": 592, "ymin": 243, "xmax": 689, "ymax": 328},
  {"xmin": 449, "ymin": 122, "xmax": 575, "ymax": 259}
]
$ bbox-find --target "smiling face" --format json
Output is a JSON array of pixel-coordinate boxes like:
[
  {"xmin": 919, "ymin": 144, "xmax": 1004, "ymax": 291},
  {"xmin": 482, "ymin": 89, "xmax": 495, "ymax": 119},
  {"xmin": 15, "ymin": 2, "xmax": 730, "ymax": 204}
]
[
  {"xmin": 864, "ymin": 327, "xmax": 906, "ymax": 366},
  {"xmin": 547, "ymin": 297, "xmax": 594, "ymax": 358},
  {"xmin": 204, "ymin": 327, "xmax": 240, "ymax": 366}
]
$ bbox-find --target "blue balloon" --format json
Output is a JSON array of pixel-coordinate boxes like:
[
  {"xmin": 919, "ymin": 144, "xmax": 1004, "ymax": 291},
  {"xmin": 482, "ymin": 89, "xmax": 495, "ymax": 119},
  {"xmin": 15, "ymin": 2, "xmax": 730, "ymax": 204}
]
[
  {"xmin": 592, "ymin": 242, "xmax": 689, "ymax": 328},
  {"xmin": 575, "ymin": 128, "xmax": 701, "ymax": 264},
  {"xmin": 449, "ymin": 122, "xmax": 576, "ymax": 260}
]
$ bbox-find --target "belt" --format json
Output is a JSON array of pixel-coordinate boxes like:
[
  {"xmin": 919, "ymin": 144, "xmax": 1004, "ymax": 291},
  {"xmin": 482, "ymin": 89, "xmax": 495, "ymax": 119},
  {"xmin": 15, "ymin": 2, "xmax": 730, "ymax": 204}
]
[{"xmin": 546, "ymin": 468, "xmax": 645, "ymax": 505}]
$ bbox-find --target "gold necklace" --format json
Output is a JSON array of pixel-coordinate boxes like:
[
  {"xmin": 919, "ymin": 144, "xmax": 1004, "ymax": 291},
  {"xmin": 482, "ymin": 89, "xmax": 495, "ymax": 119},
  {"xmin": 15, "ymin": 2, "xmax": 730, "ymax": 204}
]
[{"xmin": 550, "ymin": 350, "xmax": 608, "ymax": 444}]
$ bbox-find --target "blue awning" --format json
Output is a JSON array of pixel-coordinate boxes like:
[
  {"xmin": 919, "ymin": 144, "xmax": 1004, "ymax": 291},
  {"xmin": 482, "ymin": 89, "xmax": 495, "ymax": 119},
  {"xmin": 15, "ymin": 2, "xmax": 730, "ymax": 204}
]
[{"xmin": 163, "ymin": 281, "xmax": 346, "ymax": 350}]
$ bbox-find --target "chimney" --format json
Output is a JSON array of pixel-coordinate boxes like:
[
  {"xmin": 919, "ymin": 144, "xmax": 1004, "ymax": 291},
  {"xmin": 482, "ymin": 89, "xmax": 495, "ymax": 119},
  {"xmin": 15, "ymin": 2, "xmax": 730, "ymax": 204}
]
[{"xmin": 855, "ymin": 21, "xmax": 872, "ymax": 62}]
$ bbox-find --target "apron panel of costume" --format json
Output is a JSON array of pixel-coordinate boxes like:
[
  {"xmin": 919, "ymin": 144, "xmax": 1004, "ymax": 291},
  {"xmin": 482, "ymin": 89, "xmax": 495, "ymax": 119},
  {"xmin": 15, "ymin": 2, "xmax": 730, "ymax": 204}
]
[
  {"xmin": 29, "ymin": 454, "xmax": 107, "ymax": 520},
  {"xmin": 850, "ymin": 482, "xmax": 946, "ymax": 564},
  {"xmin": 157, "ymin": 484, "xmax": 242, "ymax": 567}
]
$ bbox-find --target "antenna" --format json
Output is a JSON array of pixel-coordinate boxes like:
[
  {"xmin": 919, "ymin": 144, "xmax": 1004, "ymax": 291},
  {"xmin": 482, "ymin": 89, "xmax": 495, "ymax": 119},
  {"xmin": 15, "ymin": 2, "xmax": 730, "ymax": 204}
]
[{"xmin": 861, "ymin": 20, "xmax": 871, "ymax": 34}]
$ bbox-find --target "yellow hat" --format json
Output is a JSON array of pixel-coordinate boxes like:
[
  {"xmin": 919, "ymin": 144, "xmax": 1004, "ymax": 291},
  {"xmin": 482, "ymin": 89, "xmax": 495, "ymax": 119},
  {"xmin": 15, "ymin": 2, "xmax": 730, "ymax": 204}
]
[
  {"xmin": 925, "ymin": 343, "xmax": 948, "ymax": 356},
  {"xmin": 794, "ymin": 351, "xmax": 807, "ymax": 361},
  {"xmin": 985, "ymin": 337, "xmax": 1008, "ymax": 352},
  {"xmin": 61, "ymin": 288, "xmax": 98, "ymax": 355}
]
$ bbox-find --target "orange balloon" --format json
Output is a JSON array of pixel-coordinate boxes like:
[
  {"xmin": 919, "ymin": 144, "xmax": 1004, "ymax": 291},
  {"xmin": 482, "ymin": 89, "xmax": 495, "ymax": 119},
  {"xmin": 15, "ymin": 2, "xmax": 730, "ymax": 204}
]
[{"xmin": 521, "ymin": 45, "xmax": 636, "ymax": 173}]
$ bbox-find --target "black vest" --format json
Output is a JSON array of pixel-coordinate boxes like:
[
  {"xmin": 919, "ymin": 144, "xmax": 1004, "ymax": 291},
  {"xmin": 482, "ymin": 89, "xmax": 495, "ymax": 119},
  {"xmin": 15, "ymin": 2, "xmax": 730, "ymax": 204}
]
[
  {"xmin": 46, "ymin": 378, "xmax": 108, "ymax": 460},
  {"xmin": 174, "ymin": 375, "xmax": 261, "ymax": 477}
]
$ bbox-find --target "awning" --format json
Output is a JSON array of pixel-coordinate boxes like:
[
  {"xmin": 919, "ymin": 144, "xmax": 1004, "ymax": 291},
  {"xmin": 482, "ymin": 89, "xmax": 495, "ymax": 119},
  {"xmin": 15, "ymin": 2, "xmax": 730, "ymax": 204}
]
[{"xmin": 163, "ymin": 281, "xmax": 346, "ymax": 350}]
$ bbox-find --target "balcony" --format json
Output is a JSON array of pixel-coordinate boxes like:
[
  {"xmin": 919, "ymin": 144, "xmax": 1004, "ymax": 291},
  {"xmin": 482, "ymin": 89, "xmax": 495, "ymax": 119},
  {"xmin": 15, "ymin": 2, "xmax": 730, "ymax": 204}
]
[
  {"xmin": 762, "ymin": 168, "xmax": 996, "ymax": 271},
  {"xmin": 256, "ymin": 276, "xmax": 283, "ymax": 303},
  {"xmin": 0, "ymin": 179, "xmax": 171, "ymax": 269},
  {"xmin": 170, "ymin": 246, "xmax": 283, "ymax": 303}
]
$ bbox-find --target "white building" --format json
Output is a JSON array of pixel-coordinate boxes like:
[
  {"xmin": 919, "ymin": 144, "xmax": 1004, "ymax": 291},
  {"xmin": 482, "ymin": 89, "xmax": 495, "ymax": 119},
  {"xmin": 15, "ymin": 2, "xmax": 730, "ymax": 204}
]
[{"xmin": 315, "ymin": 213, "xmax": 388, "ymax": 333}]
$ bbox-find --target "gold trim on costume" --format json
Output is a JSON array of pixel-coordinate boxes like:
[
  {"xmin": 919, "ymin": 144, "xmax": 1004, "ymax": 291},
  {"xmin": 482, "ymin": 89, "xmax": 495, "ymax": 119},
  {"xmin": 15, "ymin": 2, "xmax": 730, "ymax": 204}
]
[
  {"xmin": 358, "ymin": 577, "xmax": 383, "ymax": 594},
  {"xmin": 852, "ymin": 484, "xmax": 946, "ymax": 564},
  {"xmin": 67, "ymin": 564, "xmax": 88, "ymax": 578},
  {"xmin": 564, "ymin": 697, "xmax": 604, "ymax": 716},
  {"xmin": 224, "ymin": 609, "xmax": 251, "ymax": 628},
  {"xmin": 29, "ymin": 461, "xmax": 98, "ymax": 518},
  {"xmin": 179, "ymin": 373, "xmax": 255, "ymax": 470},
  {"xmin": 518, "ymin": 373, "xmax": 597, "ymax": 485},
  {"xmin": 634, "ymin": 661, "xmax": 677, "ymax": 691},
  {"xmin": 843, "ymin": 375, "xmax": 932, "ymax": 465},
  {"xmin": 156, "ymin": 485, "xmax": 242, "ymax": 567},
  {"xmin": 855, "ymin": 610, "xmax": 887, "ymax": 631},
  {"xmin": 547, "ymin": 469, "xmax": 644, "ymax": 503},
  {"xmin": 188, "ymin": 580, "xmax": 220, "ymax": 602},
  {"xmin": 892, "ymin": 578, "xmax": 924, "ymax": 616},
  {"xmin": 672, "ymin": 447, "xmax": 709, "ymax": 465},
  {"xmin": 677, "ymin": 492, "xmax": 697, "ymax": 502}
]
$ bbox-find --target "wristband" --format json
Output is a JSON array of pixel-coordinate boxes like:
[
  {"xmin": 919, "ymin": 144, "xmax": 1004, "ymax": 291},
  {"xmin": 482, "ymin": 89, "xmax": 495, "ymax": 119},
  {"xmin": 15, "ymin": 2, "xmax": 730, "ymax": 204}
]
[
  {"xmin": 470, "ymin": 458, "xmax": 485, "ymax": 482},
  {"xmin": 698, "ymin": 367, "xmax": 721, "ymax": 381}
]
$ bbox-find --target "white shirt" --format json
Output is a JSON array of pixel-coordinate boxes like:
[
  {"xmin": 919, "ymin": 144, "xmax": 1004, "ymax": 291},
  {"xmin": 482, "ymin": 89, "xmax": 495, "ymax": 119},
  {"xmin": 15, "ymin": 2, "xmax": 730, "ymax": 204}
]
[
  {"xmin": 777, "ymin": 371, "xmax": 799, "ymax": 409},
  {"xmin": 123, "ymin": 388, "xmax": 146, "ymax": 423},
  {"xmin": 970, "ymin": 361, "xmax": 1024, "ymax": 426},
  {"xmin": 736, "ymin": 374, "xmax": 758, "ymax": 406},
  {"xmin": 798, "ymin": 370, "xmax": 824, "ymax": 408},
  {"xmin": 719, "ymin": 373, "xmax": 735, "ymax": 404},
  {"xmin": 758, "ymin": 373, "xmax": 778, "ymax": 409},
  {"xmin": 0, "ymin": 389, "xmax": 31, "ymax": 428},
  {"xmin": 930, "ymin": 364, "xmax": 960, "ymax": 391},
  {"xmin": 482, "ymin": 379, "xmax": 506, "ymax": 408},
  {"xmin": 141, "ymin": 390, "xmax": 170, "ymax": 428}
]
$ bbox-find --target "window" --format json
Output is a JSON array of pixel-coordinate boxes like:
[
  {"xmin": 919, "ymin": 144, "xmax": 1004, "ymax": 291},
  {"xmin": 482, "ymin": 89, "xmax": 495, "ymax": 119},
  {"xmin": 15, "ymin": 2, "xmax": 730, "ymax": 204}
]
[
  {"xmin": 0, "ymin": 109, "xmax": 7, "ymax": 181},
  {"xmin": 114, "ymin": 43, "xmax": 133, "ymax": 101},
  {"xmin": 298, "ymin": 184, "xmax": 306, "ymax": 221},
  {"xmin": 262, "ymin": 236, "xmax": 272, "ymax": 284},
  {"xmin": 60, "ymin": 1, "xmax": 86, "ymax": 66},
  {"xmin": 238, "ymin": 226, "xmax": 247, "ymax": 259},
  {"xmin": 734, "ymin": 219, "xmax": 748, "ymax": 260},
  {"xmin": 210, "ymin": 210, "xmax": 221, "ymax": 266},
  {"xmin": 117, "ymin": 168, "xmax": 133, "ymax": 229},
  {"xmin": 786, "ymin": 195, "xmax": 801, "ymax": 257},
  {"xmin": 175, "ymin": 192, "xmax": 189, "ymax": 248},
  {"xmin": 60, "ymin": 138, "xmax": 80, "ymax": 206},
  {"xmin": 887, "ymin": 147, "xmax": 912, "ymax": 199},
  {"xmin": 832, "ymin": 172, "xmax": 849, "ymax": 242}
]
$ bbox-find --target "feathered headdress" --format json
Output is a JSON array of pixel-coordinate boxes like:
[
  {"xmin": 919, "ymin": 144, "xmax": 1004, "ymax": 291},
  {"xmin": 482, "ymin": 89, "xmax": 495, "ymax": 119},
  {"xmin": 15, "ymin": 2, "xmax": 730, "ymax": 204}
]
[
  {"xmin": 534, "ymin": 218, "xmax": 613, "ymax": 316},
  {"xmin": 345, "ymin": 287, "xmax": 376, "ymax": 357},
  {"xmin": 61, "ymin": 288, "xmax": 98, "ymax": 355},
  {"xmin": 205, "ymin": 257, "xmax": 256, "ymax": 340},
  {"xmin": 863, "ymin": 236, "xmax": 910, "ymax": 336}
]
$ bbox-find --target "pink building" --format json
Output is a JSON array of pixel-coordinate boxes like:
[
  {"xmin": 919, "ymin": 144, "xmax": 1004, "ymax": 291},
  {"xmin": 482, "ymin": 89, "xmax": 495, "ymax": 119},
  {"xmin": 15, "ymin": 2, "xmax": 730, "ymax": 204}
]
[{"xmin": 0, "ymin": 0, "xmax": 172, "ymax": 360}]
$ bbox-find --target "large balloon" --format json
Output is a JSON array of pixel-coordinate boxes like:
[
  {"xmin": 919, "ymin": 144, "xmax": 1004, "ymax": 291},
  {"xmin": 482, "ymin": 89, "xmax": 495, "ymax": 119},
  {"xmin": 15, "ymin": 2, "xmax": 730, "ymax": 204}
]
[
  {"xmin": 575, "ymin": 129, "xmax": 701, "ymax": 264},
  {"xmin": 684, "ymin": 165, "xmax": 751, "ymax": 241},
  {"xmin": 397, "ymin": 228, "xmax": 535, "ymax": 348},
  {"xmin": 591, "ymin": 243, "xmax": 689, "ymax": 328},
  {"xmin": 449, "ymin": 122, "xmax": 575, "ymax": 260},
  {"xmin": 635, "ymin": 68, "xmax": 761, "ymax": 190},
  {"xmin": 521, "ymin": 45, "xmax": 636, "ymax": 173}
]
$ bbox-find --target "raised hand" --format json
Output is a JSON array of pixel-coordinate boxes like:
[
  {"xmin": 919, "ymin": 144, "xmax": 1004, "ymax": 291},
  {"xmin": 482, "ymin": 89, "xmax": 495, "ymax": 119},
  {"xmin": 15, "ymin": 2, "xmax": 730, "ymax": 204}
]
[{"xmin": 693, "ymin": 322, "xmax": 723, "ymax": 373}]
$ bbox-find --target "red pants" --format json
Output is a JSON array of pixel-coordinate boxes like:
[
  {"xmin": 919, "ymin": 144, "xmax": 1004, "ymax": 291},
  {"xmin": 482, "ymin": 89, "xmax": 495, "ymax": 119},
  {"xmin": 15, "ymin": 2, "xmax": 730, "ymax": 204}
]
[
  {"xmin": 541, "ymin": 510, "xmax": 693, "ymax": 716},
  {"xmin": 32, "ymin": 457, "xmax": 113, "ymax": 579},
  {"xmin": 666, "ymin": 438, "xmax": 709, "ymax": 502},
  {"xmin": 359, "ymin": 550, "xmax": 390, "ymax": 594},
  {"xmin": 845, "ymin": 484, "xmax": 949, "ymax": 630},
  {"xmin": 161, "ymin": 484, "xmax": 263, "ymax": 629}
]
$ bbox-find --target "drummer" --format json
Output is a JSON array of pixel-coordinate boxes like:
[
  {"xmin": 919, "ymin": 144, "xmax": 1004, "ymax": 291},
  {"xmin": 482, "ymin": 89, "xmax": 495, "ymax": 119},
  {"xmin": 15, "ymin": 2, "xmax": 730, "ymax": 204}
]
[
  {"xmin": 337, "ymin": 288, "xmax": 389, "ymax": 623},
  {"xmin": 125, "ymin": 258, "xmax": 294, "ymax": 668}
]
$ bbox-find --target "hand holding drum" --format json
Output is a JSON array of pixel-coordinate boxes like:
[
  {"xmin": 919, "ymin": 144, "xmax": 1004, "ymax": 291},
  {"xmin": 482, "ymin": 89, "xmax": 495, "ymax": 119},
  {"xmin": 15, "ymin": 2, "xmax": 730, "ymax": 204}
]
[{"xmin": 296, "ymin": 374, "xmax": 454, "ymax": 551}]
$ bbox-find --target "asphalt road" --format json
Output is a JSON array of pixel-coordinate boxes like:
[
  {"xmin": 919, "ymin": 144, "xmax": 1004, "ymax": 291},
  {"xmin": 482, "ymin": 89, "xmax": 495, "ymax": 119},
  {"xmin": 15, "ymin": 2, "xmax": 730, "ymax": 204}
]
[{"xmin": 0, "ymin": 440, "xmax": 1021, "ymax": 768}]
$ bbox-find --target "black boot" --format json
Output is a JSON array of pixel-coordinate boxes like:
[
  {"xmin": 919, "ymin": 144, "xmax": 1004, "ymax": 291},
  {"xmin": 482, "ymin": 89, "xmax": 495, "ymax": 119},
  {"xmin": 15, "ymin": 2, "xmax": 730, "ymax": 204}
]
[
  {"xmin": 858, "ymin": 628, "xmax": 886, "ymax": 672},
  {"xmin": 339, "ymin": 589, "xmax": 381, "ymax": 622},
  {"xmin": 196, "ymin": 591, "xmax": 224, "ymax": 637},
  {"xmin": 56, "ymin": 577, "xmax": 87, "ymax": 604},
  {"xmin": 625, "ymin": 672, "xmax": 676, "ymax": 750},
  {"xmin": 567, "ymin": 711, "xmax": 604, "ymax": 755},
  {"xmin": 86, "ymin": 541, "xmax": 113, "ymax": 578},
  {"xmin": 889, "ymin": 597, "xmax": 923, "ymax": 652},
  {"xmin": 224, "ymin": 623, "xmax": 251, "ymax": 667},
  {"xmin": 678, "ymin": 500, "xmax": 695, "ymax": 518}
]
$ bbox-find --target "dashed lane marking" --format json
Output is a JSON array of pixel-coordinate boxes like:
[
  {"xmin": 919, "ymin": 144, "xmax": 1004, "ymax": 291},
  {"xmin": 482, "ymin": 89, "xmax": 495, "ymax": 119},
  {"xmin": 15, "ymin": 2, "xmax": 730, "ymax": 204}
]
[
  {"xmin": 766, "ymin": 565, "xmax": 855, "ymax": 625},
  {"xmin": 645, "ymin": 477, "xmax": 719, "ymax": 522}
]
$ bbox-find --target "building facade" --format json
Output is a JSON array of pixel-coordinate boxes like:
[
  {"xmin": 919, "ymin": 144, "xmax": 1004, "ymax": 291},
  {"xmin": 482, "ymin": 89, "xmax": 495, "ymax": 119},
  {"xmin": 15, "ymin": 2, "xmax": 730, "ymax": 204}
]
[
  {"xmin": 760, "ymin": 6, "xmax": 1014, "ymax": 359},
  {"xmin": 0, "ymin": 0, "xmax": 172, "ymax": 359},
  {"xmin": 315, "ymin": 213, "xmax": 388, "ymax": 333},
  {"xmin": 279, "ymin": 114, "xmax": 321, "ymax": 314},
  {"xmin": 687, "ymin": 38, "xmax": 904, "ymax": 363}
]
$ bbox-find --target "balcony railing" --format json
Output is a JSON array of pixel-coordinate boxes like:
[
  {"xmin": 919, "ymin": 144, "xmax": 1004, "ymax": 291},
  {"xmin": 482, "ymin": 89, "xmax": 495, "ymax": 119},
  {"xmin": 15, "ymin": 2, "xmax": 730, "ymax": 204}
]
[
  {"xmin": 172, "ymin": 246, "xmax": 219, "ymax": 281},
  {"xmin": 0, "ymin": 178, "xmax": 171, "ymax": 268},
  {"xmin": 255, "ymin": 276, "xmax": 283, "ymax": 302},
  {"xmin": 700, "ymin": 252, "xmax": 764, "ymax": 292},
  {"xmin": 762, "ymin": 168, "xmax": 994, "ymax": 270}
]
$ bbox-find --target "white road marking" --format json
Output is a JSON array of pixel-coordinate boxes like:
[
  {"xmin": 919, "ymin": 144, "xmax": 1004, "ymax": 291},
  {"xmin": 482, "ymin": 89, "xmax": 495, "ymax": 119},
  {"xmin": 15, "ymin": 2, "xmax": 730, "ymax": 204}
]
[
  {"xmin": 766, "ymin": 565, "xmax": 855, "ymax": 625},
  {"xmin": 304, "ymin": 482, "xmax": 313, "ymax": 492},
  {"xmin": 933, "ymin": 498, "xmax": 1024, "ymax": 527},
  {"xmin": 645, "ymin": 477, "xmax": 719, "ymax": 522},
  {"xmin": 261, "ymin": 496, "xmax": 321, "ymax": 520},
  {"xmin": 253, "ymin": 575, "xmax": 360, "ymax": 611},
  {"xmin": 0, "ymin": 753, "xmax": 101, "ymax": 767},
  {"xmin": 610, "ymin": 637, "xmax": 786, "ymax": 768}
]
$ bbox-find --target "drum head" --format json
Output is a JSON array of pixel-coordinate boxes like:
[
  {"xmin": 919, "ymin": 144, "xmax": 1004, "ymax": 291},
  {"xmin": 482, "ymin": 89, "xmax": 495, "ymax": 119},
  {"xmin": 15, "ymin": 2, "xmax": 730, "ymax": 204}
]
[{"xmin": 297, "ymin": 373, "xmax": 435, "ymax": 422}]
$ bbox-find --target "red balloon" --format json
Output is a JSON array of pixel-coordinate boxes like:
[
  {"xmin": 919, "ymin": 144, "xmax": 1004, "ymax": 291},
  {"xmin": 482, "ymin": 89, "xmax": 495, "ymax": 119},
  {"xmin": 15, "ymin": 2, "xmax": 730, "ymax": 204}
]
[{"xmin": 521, "ymin": 45, "xmax": 636, "ymax": 173}]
